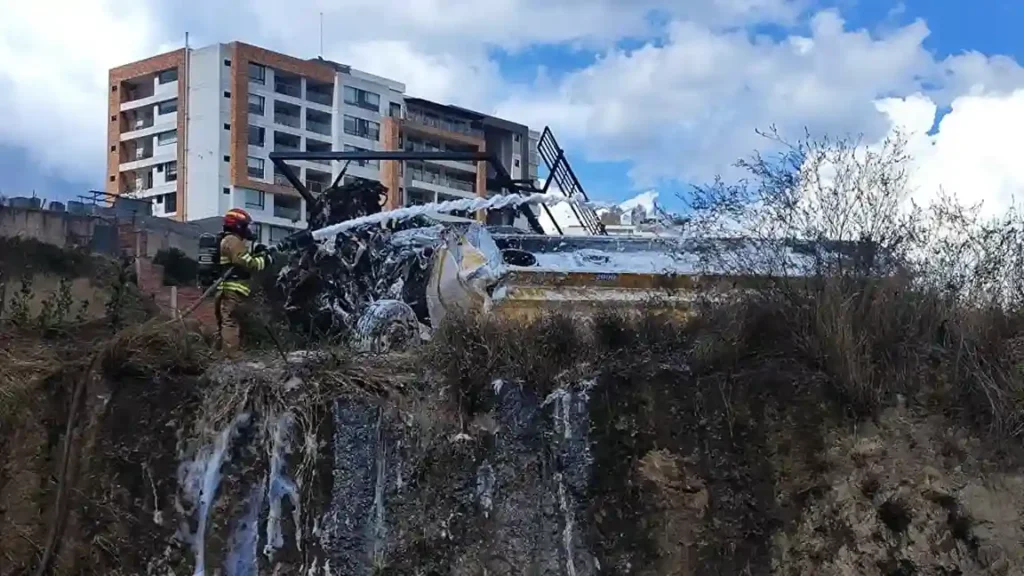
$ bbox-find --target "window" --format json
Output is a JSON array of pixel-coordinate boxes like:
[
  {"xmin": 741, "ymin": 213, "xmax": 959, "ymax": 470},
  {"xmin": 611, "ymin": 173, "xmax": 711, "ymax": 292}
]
[
  {"xmin": 164, "ymin": 192, "xmax": 177, "ymax": 213},
  {"xmin": 165, "ymin": 161, "xmax": 178, "ymax": 182},
  {"xmin": 157, "ymin": 99, "xmax": 177, "ymax": 115},
  {"xmin": 248, "ymin": 93, "xmax": 265, "ymax": 116},
  {"xmin": 111, "ymin": 115, "xmax": 117, "ymax": 122},
  {"xmin": 157, "ymin": 129, "xmax": 177, "ymax": 146},
  {"xmin": 250, "ymin": 222, "xmax": 263, "ymax": 242},
  {"xmin": 110, "ymin": 145, "xmax": 116, "ymax": 152},
  {"xmin": 246, "ymin": 156, "xmax": 265, "ymax": 179},
  {"xmin": 157, "ymin": 68, "xmax": 178, "ymax": 84},
  {"xmin": 514, "ymin": 158, "xmax": 520, "ymax": 167},
  {"xmin": 109, "ymin": 175, "xmax": 116, "ymax": 182},
  {"xmin": 224, "ymin": 155, "xmax": 231, "ymax": 162},
  {"xmin": 248, "ymin": 63, "xmax": 266, "ymax": 85},
  {"xmin": 223, "ymin": 187, "xmax": 231, "ymax": 195},
  {"xmin": 389, "ymin": 102, "xmax": 402, "ymax": 118},
  {"xmin": 244, "ymin": 188, "xmax": 265, "ymax": 209},
  {"xmin": 343, "ymin": 86, "xmax": 381, "ymax": 112},
  {"xmin": 224, "ymin": 123, "xmax": 231, "ymax": 130},
  {"xmin": 224, "ymin": 90, "xmax": 231, "ymax": 98},
  {"xmin": 514, "ymin": 134, "xmax": 521, "ymax": 143},
  {"xmin": 269, "ymin": 225, "xmax": 291, "ymax": 243},
  {"xmin": 344, "ymin": 145, "xmax": 379, "ymax": 168},
  {"xmin": 111, "ymin": 85, "xmax": 117, "ymax": 92},
  {"xmin": 224, "ymin": 59, "xmax": 231, "ymax": 66},
  {"xmin": 248, "ymin": 125, "xmax": 266, "ymax": 147},
  {"xmin": 343, "ymin": 115, "xmax": 380, "ymax": 141}
]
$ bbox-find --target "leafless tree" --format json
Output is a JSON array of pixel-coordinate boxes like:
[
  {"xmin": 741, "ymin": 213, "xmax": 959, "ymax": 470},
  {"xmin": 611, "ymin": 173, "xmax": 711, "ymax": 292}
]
[
  {"xmin": 680, "ymin": 125, "xmax": 1024, "ymax": 310},
  {"xmin": 681, "ymin": 126, "xmax": 923, "ymax": 280}
]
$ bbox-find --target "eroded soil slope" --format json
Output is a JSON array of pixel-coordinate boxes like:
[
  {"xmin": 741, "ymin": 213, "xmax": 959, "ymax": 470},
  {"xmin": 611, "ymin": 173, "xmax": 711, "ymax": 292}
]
[{"xmin": 3, "ymin": 292, "xmax": 1024, "ymax": 575}]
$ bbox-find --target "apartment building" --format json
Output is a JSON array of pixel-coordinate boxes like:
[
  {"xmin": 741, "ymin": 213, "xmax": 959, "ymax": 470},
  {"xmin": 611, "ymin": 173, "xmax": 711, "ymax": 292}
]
[{"xmin": 107, "ymin": 42, "xmax": 539, "ymax": 243}]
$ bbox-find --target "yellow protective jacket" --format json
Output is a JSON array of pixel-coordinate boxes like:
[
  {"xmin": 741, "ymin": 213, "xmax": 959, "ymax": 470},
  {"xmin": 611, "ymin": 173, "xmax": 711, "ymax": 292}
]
[{"xmin": 217, "ymin": 232, "xmax": 270, "ymax": 297}]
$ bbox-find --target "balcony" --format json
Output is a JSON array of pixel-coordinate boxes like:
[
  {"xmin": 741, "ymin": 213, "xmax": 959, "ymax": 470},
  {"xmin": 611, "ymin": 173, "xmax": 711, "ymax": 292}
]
[
  {"xmin": 120, "ymin": 79, "xmax": 154, "ymax": 107},
  {"xmin": 405, "ymin": 110, "xmax": 484, "ymax": 139},
  {"xmin": 404, "ymin": 139, "xmax": 476, "ymax": 171},
  {"xmin": 305, "ymin": 139, "xmax": 331, "ymax": 165},
  {"xmin": 274, "ymin": 100, "xmax": 302, "ymax": 130},
  {"xmin": 307, "ymin": 120, "xmax": 330, "ymax": 136},
  {"xmin": 119, "ymin": 143, "xmax": 175, "ymax": 172},
  {"xmin": 274, "ymin": 204, "xmax": 301, "ymax": 220},
  {"xmin": 275, "ymin": 82, "xmax": 302, "ymax": 99},
  {"xmin": 121, "ymin": 110, "xmax": 177, "ymax": 142},
  {"xmin": 126, "ymin": 113, "xmax": 154, "ymax": 131},
  {"xmin": 274, "ymin": 130, "xmax": 301, "ymax": 154},
  {"xmin": 119, "ymin": 70, "xmax": 177, "ymax": 112},
  {"xmin": 274, "ymin": 71, "xmax": 302, "ymax": 99},
  {"xmin": 275, "ymin": 113, "xmax": 301, "ymax": 129},
  {"xmin": 272, "ymin": 192, "xmax": 303, "ymax": 221},
  {"xmin": 306, "ymin": 109, "xmax": 332, "ymax": 136},
  {"xmin": 274, "ymin": 172, "xmax": 292, "ymax": 187},
  {"xmin": 407, "ymin": 167, "xmax": 476, "ymax": 194},
  {"xmin": 307, "ymin": 81, "xmax": 333, "ymax": 107}
]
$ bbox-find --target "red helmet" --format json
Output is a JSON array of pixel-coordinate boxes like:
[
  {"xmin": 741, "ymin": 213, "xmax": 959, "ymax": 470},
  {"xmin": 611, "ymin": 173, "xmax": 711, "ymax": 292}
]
[{"xmin": 224, "ymin": 208, "xmax": 256, "ymax": 239}]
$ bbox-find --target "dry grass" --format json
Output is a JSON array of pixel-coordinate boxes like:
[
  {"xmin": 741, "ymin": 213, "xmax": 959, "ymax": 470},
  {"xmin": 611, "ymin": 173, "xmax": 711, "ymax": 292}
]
[
  {"xmin": 97, "ymin": 320, "xmax": 215, "ymax": 381},
  {"xmin": 423, "ymin": 276, "xmax": 1024, "ymax": 440},
  {"xmin": 682, "ymin": 278, "xmax": 1024, "ymax": 439},
  {"xmin": 424, "ymin": 307, "xmax": 691, "ymax": 417},
  {"xmin": 0, "ymin": 339, "xmax": 58, "ymax": 426}
]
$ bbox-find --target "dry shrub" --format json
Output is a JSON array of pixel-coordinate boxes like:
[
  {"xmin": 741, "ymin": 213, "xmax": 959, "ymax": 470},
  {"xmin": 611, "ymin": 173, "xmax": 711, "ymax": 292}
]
[
  {"xmin": 98, "ymin": 320, "xmax": 216, "ymax": 382},
  {"xmin": 0, "ymin": 338, "xmax": 57, "ymax": 426},
  {"xmin": 426, "ymin": 306, "xmax": 691, "ymax": 416},
  {"xmin": 425, "ymin": 310, "xmax": 585, "ymax": 414},
  {"xmin": 691, "ymin": 279, "xmax": 1024, "ymax": 437}
]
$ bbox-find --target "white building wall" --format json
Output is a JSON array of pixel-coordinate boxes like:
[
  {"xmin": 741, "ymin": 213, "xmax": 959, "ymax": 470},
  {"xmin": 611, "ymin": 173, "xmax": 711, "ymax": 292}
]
[
  {"xmin": 184, "ymin": 43, "xmax": 230, "ymax": 222},
  {"xmin": 331, "ymin": 69, "xmax": 404, "ymax": 185}
]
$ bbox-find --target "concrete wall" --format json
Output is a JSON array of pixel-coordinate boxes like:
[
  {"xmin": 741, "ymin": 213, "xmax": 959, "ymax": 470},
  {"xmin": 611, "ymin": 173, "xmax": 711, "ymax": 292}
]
[
  {"xmin": 186, "ymin": 43, "xmax": 232, "ymax": 223},
  {"xmin": 0, "ymin": 205, "xmax": 205, "ymax": 258},
  {"xmin": 0, "ymin": 207, "xmax": 95, "ymax": 248}
]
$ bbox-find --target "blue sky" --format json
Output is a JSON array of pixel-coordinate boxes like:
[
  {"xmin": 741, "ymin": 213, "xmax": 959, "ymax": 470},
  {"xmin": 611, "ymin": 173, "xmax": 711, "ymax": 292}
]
[
  {"xmin": 3, "ymin": 0, "xmax": 1024, "ymax": 218},
  {"xmin": 492, "ymin": 0, "xmax": 1024, "ymax": 210}
]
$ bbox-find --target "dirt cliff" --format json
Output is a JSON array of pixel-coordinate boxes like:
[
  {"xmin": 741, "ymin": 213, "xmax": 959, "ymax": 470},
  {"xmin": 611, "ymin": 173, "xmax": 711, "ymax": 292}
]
[{"xmin": 3, "ymin": 280, "xmax": 1024, "ymax": 575}]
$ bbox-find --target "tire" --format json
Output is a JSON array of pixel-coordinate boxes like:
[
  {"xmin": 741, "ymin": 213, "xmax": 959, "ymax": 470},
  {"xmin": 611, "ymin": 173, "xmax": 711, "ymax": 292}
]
[{"xmin": 353, "ymin": 299, "xmax": 420, "ymax": 353}]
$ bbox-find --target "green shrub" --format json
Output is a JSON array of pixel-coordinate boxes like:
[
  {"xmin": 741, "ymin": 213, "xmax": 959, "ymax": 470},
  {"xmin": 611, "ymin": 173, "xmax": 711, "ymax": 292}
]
[{"xmin": 153, "ymin": 247, "xmax": 198, "ymax": 287}]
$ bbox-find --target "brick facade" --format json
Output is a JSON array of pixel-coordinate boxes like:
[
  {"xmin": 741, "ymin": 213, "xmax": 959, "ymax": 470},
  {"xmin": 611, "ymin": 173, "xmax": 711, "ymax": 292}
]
[
  {"xmin": 106, "ymin": 49, "xmax": 188, "ymax": 219},
  {"xmin": 380, "ymin": 117, "xmax": 402, "ymax": 209}
]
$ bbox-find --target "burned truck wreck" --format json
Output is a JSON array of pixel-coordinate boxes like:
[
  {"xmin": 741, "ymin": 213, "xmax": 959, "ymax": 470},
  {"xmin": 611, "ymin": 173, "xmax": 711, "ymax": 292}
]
[
  {"xmin": 273, "ymin": 177, "xmax": 446, "ymax": 344},
  {"xmin": 268, "ymin": 147, "xmax": 701, "ymax": 350},
  {"xmin": 269, "ymin": 148, "xmax": 552, "ymax": 347}
]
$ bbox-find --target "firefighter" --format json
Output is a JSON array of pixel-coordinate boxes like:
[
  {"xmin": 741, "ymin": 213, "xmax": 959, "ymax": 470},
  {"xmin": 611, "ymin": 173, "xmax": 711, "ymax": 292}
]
[{"xmin": 215, "ymin": 208, "xmax": 273, "ymax": 357}]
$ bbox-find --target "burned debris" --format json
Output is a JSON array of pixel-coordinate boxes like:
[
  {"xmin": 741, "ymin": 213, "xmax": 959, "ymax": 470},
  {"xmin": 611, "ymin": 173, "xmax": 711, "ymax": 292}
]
[{"xmin": 274, "ymin": 177, "xmax": 449, "ymax": 340}]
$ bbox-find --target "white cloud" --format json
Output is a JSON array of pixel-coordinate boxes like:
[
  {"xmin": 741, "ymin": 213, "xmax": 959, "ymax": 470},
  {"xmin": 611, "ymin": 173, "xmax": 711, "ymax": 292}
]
[
  {"xmin": 0, "ymin": 0, "xmax": 800, "ymax": 187},
  {"xmin": 877, "ymin": 90, "xmax": 1024, "ymax": 218},
  {"xmin": 0, "ymin": 0, "xmax": 169, "ymax": 181},
  {"xmin": 3, "ymin": 0, "xmax": 1024, "ymax": 223},
  {"xmin": 497, "ymin": 10, "xmax": 939, "ymax": 187}
]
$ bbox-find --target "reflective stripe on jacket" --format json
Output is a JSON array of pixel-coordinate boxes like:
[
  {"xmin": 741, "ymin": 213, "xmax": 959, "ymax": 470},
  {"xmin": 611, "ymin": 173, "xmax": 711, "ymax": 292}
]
[{"xmin": 216, "ymin": 232, "xmax": 268, "ymax": 296}]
